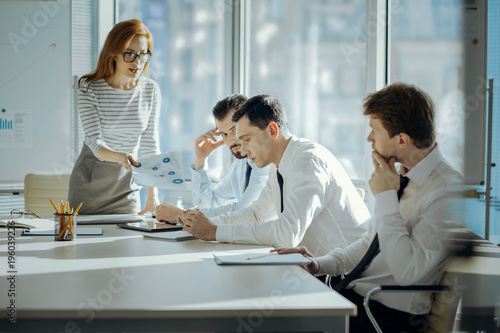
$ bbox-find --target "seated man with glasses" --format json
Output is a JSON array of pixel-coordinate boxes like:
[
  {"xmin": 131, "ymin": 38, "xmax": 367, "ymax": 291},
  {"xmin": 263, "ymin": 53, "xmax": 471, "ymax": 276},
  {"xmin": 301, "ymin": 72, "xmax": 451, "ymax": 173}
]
[{"xmin": 155, "ymin": 94, "xmax": 270, "ymax": 222}]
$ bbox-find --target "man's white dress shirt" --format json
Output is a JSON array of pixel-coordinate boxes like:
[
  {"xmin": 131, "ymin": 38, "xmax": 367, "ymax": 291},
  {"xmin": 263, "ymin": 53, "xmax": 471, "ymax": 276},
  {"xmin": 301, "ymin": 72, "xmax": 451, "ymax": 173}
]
[
  {"xmin": 191, "ymin": 159, "xmax": 270, "ymax": 217},
  {"xmin": 316, "ymin": 146, "xmax": 462, "ymax": 314},
  {"xmin": 212, "ymin": 136, "xmax": 370, "ymax": 256}
]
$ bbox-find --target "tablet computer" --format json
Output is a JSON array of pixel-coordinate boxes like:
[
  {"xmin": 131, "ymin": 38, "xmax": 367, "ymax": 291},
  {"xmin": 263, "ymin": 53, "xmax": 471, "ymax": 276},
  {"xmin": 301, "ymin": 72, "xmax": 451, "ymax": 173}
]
[{"xmin": 118, "ymin": 221, "xmax": 184, "ymax": 232}]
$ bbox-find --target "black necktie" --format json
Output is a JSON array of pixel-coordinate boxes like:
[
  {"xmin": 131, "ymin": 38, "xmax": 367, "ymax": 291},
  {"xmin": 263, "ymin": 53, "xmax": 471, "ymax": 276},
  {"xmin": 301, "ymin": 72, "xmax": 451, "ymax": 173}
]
[
  {"xmin": 277, "ymin": 170, "xmax": 284, "ymax": 213},
  {"xmin": 244, "ymin": 163, "xmax": 252, "ymax": 191},
  {"xmin": 332, "ymin": 174, "xmax": 410, "ymax": 292},
  {"xmin": 398, "ymin": 174, "xmax": 410, "ymax": 201}
]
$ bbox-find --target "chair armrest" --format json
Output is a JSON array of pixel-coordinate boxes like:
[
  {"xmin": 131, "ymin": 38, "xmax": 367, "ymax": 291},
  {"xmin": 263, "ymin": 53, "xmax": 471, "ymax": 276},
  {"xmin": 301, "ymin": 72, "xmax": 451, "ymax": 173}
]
[
  {"xmin": 379, "ymin": 285, "xmax": 452, "ymax": 292},
  {"xmin": 363, "ymin": 285, "xmax": 456, "ymax": 333}
]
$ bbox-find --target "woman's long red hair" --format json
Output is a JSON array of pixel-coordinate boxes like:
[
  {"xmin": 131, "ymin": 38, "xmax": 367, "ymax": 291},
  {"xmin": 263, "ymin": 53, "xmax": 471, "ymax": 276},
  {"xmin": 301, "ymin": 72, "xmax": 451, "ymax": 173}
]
[{"xmin": 79, "ymin": 19, "xmax": 153, "ymax": 90}]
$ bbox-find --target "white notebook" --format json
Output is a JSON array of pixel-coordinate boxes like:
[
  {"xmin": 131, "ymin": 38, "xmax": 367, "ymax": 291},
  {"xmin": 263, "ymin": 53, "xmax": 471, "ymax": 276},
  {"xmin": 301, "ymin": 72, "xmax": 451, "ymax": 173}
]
[
  {"xmin": 0, "ymin": 218, "xmax": 54, "ymax": 230},
  {"xmin": 213, "ymin": 251, "xmax": 311, "ymax": 265},
  {"xmin": 143, "ymin": 231, "xmax": 196, "ymax": 242}
]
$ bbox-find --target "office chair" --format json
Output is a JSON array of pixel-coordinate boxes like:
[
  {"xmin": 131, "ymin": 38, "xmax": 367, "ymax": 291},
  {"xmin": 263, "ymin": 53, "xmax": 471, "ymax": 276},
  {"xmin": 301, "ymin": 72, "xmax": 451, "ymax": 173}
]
[
  {"xmin": 355, "ymin": 187, "xmax": 366, "ymax": 201},
  {"xmin": 24, "ymin": 173, "xmax": 71, "ymax": 215},
  {"xmin": 363, "ymin": 273, "xmax": 461, "ymax": 333}
]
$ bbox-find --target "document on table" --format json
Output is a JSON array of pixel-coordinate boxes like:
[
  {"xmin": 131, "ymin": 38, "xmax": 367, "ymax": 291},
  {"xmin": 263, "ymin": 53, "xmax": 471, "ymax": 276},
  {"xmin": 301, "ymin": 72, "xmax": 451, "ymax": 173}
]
[
  {"xmin": 21, "ymin": 228, "xmax": 103, "ymax": 236},
  {"xmin": 213, "ymin": 251, "xmax": 312, "ymax": 265},
  {"xmin": 0, "ymin": 218, "xmax": 53, "ymax": 230},
  {"xmin": 131, "ymin": 152, "xmax": 187, "ymax": 190},
  {"xmin": 143, "ymin": 231, "xmax": 196, "ymax": 241}
]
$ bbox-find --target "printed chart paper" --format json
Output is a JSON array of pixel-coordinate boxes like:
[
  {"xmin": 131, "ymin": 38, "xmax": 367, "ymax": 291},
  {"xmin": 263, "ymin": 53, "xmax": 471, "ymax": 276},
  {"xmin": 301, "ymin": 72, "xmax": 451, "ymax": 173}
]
[
  {"xmin": 132, "ymin": 152, "xmax": 187, "ymax": 190},
  {"xmin": 0, "ymin": 111, "xmax": 33, "ymax": 148}
]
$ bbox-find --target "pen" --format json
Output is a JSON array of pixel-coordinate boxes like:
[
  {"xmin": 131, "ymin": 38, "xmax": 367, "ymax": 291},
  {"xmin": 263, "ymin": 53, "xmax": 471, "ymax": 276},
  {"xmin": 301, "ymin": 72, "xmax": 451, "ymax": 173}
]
[
  {"xmin": 247, "ymin": 252, "xmax": 277, "ymax": 260},
  {"xmin": 58, "ymin": 222, "xmax": 68, "ymax": 239},
  {"xmin": 74, "ymin": 202, "xmax": 83, "ymax": 215},
  {"xmin": 67, "ymin": 208, "xmax": 75, "ymax": 237},
  {"xmin": 65, "ymin": 203, "xmax": 83, "ymax": 239},
  {"xmin": 68, "ymin": 203, "xmax": 83, "ymax": 238},
  {"xmin": 58, "ymin": 203, "xmax": 83, "ymax": 240},
  {"xmin": 58, "ymin": 210, "xmax": 73, "ymax": 239},
  {"xmin": 49, "ymin": 199, "xmax": 60, "ymax": 214}
]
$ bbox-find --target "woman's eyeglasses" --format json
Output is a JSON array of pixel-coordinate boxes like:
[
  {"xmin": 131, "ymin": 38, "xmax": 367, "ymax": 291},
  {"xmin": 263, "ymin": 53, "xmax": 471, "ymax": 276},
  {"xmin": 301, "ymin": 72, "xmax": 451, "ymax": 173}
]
[
  {"xmin": 10, "ymin": 209, "xmax": 41, "ymax": 219},
  {"xmin": 122, "ymin": 51, "xmax": 151, "ymax": 63}
]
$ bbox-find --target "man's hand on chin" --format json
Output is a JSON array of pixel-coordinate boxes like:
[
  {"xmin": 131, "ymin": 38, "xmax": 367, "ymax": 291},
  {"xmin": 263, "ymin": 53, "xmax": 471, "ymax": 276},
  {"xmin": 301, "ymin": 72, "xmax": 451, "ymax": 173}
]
[
  {"xmin": 369, "ymin": 151, "xmax": 400, "ymax": 196},
  {"xmin": 182, "ymin": 209, "xmax": 217, "ymax": 241}
]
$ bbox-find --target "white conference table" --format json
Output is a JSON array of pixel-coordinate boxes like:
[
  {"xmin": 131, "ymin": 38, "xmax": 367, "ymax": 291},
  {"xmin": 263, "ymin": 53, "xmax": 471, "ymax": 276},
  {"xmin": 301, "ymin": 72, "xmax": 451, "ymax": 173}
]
[
  {"xmin": 0, "ymin": 221, "xmax": 355, "ymax": 332},
  {"xmin": 446, "ymin": 230, "xmax": 500, "ymax": 333}
]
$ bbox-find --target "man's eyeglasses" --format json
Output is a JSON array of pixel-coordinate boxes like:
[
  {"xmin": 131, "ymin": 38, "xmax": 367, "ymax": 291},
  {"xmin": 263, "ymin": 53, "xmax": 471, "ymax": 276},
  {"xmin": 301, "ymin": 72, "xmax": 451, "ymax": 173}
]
[{"xmin": 122, "ymin": 51, "xmax": 151, "ymax": 63}]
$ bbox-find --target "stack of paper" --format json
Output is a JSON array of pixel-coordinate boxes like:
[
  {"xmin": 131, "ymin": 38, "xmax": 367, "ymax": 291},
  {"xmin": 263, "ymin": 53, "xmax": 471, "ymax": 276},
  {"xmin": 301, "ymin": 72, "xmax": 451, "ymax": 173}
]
[
  {"xmin": 0, "ymin": 218, "xmax": 54, "ymax": 230},
  {"xmin": 212, "ymin": 251, "xmax": 312, "ymax": 265}
]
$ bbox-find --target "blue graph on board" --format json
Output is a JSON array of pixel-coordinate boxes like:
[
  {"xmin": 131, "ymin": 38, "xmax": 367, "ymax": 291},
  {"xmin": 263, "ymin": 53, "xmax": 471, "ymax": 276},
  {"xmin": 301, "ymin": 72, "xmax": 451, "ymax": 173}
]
[{"xmin": 0, "ymin": 118, "xmax": 13, "ymax": 130}]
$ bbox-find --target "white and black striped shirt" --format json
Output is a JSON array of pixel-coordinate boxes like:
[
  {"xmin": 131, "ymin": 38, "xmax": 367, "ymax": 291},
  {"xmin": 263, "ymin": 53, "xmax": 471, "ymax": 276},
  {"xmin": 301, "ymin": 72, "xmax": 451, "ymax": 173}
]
[{"xmin": 79, "ymin": 77, "xmax": 161, "ymax": 159}]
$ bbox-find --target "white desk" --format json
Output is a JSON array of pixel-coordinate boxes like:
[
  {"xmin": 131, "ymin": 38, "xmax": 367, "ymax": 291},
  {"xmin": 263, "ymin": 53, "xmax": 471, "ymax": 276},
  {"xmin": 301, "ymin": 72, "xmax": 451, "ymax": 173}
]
[
  {"xmin": 447, "ymin": 230, "xmax": 500, "ymax": 333},
  {"xmin": 0, "ymin": 223, "xmax": 355, "ymax": 332}
]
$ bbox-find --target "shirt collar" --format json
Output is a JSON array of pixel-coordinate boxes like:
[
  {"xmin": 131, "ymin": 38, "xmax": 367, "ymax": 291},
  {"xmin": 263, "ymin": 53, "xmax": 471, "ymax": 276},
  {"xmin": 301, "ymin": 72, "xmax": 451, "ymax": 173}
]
[
  {"xmin": 247, "ymin": 158, "xmax": 258, "ymax": 169},
  {"xmin": 276, "ymin": 135, "xmax": 298, "ymax": 174},
  {"xmin": 403, "ymin": 144, "xmax": 443, "ymax": 187}
]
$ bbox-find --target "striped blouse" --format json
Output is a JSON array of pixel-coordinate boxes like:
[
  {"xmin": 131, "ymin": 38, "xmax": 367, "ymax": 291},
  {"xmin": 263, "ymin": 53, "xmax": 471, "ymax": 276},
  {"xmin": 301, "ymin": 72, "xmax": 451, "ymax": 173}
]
[{"xmin": 78, "ymin": 77, "xmax": 161, "ymax": 159}]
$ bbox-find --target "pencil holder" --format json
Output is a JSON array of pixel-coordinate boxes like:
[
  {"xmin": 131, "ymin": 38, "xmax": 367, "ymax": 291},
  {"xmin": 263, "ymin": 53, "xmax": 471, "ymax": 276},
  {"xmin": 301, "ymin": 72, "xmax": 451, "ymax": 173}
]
[{"xmin": 54, "ymin": 213, "xmax": 77, "ymax": 241}]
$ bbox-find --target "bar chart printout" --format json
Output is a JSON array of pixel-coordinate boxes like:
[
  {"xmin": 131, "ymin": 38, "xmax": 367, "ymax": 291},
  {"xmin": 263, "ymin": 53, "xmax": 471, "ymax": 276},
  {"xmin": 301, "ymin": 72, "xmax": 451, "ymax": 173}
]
[
  {"xmin": 0, "ymin": 112, "xmax": 32, "ymax": 148},
  {"xmin": 0, "ymin": 118, "xmax": 13, "ymax": 130}
]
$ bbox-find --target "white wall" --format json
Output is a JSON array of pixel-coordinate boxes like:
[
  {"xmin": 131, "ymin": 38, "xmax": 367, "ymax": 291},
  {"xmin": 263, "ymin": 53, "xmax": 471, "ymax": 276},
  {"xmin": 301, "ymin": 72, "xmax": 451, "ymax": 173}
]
[{"xmin": 0, "ymin": 0, "xmax": 72, "ymax": 183}]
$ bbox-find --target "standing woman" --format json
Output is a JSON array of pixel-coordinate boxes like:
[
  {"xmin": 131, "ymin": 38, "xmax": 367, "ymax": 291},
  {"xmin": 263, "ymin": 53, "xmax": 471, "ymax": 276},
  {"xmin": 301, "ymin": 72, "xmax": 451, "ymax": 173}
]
[{"xmin": 68, "ymin": 19, "xmax": 160, "ymax": 214}]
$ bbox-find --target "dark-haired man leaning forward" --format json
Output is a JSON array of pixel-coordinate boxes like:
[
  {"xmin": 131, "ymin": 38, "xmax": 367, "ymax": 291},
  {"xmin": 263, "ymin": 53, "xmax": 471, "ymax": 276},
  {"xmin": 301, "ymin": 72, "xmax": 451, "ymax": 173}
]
[
  {"xmin": 178, "ymin": 95, "xmax": 370, "ymax": 257},
  {"xmin": 276, "ymin": 83, "xmax": 463, "ymax": 333},
  {"xmin": 156, "ymin": 94, "xmax": 270, "ymax": 222}
]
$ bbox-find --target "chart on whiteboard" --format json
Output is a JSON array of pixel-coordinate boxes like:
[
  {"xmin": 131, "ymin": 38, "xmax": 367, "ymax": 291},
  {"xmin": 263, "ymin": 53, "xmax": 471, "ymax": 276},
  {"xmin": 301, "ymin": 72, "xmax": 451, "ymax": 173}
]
[
  {"xmin": 132, "ymin": 151, "xmax": 187, "ymax": 190},
  {"xmin": 0, "ymin": 111, "xmax": 33, "ymax": 148}
]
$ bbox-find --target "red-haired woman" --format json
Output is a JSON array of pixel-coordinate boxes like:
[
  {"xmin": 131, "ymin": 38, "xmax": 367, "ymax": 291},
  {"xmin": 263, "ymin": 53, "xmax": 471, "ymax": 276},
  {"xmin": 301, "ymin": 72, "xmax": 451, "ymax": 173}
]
[{"xmin": 68, "ymin": 19, "xmax": 160, "ymax": 215}]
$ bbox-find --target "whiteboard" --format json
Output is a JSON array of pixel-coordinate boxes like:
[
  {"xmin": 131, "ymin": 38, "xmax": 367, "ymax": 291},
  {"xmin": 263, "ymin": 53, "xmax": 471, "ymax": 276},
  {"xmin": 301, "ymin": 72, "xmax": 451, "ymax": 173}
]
[{"xmin": 0, "ymin": 0, "xmax": 72, "ymax": 183}]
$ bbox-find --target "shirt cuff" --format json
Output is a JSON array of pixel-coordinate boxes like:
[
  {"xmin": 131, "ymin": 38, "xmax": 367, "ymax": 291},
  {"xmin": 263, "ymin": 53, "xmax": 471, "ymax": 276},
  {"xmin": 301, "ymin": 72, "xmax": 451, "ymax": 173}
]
[
  {"xmin": 215, "ymin": 224, "xmax": 233, "ymax": 243},
  {"xmin": 316, "ymin": 255, "xmax": 337, "ymax": 275},
  {"xmin": 190, "ymin": 168, "xmax": 204, "ymax": 184},
  {"xmin": 374, "ymin": 190, "xmax": 400, "ymax": 229},
  {"xmin": 191, "ymin": 164, "xmax": 208, "ymax": 172}
]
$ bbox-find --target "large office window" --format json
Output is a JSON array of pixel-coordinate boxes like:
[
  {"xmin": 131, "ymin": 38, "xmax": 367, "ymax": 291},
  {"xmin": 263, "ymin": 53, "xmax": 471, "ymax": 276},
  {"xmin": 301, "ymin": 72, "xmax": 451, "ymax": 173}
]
[
  {"xmin": 390, "ymin": 0, "xmax": 464, "ymax": 174},
  {"xmin": 121, "ymin": 0, "xmax": 367, "ymax": 184},
  {"xmin": 248, "ymin": 0, "xmax": 367, "ymax": 180},
  {"xmin": 119, "ymin": 0, "xmax": 231, "ymax": 204},
  {"xmin": 390, "ymin": 0, "xmax": 500, "ymax": 243},
  {"xmin": 72, "ymin": 0, "xmax": 98, "ymax": 160},
  {"xmin": 390, "ymin": 0, "xmax": 473, "ymax": 234},
  {"xmin": 114, "ymin": 0, "xmax": 477, "ymax": 218},
  {"xmin": 487, "ymin": 1, "xmax": 499, "ymax": 244}
]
